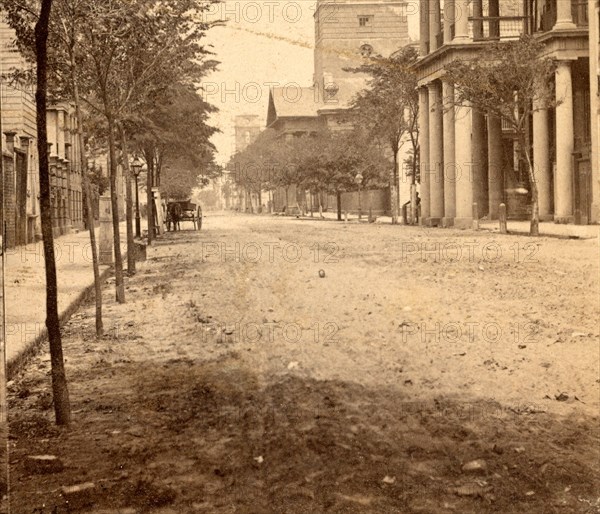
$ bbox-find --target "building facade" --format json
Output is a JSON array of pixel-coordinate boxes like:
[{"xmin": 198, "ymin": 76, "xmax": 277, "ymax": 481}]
[
  {"xmin": 1, "ymin": 18, "xmax": 41, "ymax": 247},
  {"xmin": 2, "ymin": 18, "xmax": 87, "ymax": 246},
  {"xmin": 266, "ymin": 0, "xmax": 411, "ymax": 214},
  {"xmin": 415, "ymin": 0, "xmax": 596, "ymax": 226},
  {"xmin": 47, "ymin": 103, "xmax": 85, "ymax": 235}
]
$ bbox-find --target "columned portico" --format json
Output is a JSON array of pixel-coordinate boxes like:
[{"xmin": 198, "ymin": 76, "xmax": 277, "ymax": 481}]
[
  {"xmin": 454, "ymin": 94, "xmax": 473, "ymax": 228},
  {"xmin": 428, "ymin": 82, "xmax": 444, "ymax": 224},
  {"xmin": 442, "ymin": 81, "xmax": 456, "ymax": 226},
  {"xmin": 532, "ymin": 103, "xmax": 553, "ymax": 220},
  {"xmin": 487, "ymin": 115, "xmax": 503, "ymax": 220},
  {"xmin": 419, "ymin": 87, "xmax": 430, "ymax": 221},
  {"xmin": 555, "ymin": 60, "xmax": 575, "ymax": 222}
]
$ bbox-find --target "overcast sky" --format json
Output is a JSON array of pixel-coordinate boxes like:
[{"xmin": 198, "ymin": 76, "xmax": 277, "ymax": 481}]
[{"xmin": 202, "ymin": 0, "xmax": 419, "ymax": 166}]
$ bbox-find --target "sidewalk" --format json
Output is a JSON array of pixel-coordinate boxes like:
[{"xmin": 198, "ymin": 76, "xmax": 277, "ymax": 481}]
[
  {"xmin": 3, "ymin": 222, "xmax": 129, "ymax": 376},
  {"xmin": 282, "ymin": 211, "xmax": 599, "ymax": 239}
]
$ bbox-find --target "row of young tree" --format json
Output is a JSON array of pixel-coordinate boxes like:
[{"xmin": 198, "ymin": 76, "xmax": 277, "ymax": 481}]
[
  {"xmin": 229, "ymin": 37, "xmax": 557, "ymax": 236},
  {"xmin": 4, "ymin": 0, "xmax": 221, "ymax": 424},
  {"xmin": 227, "ymin": 46, "xmax": 420, "ymax": 221}
]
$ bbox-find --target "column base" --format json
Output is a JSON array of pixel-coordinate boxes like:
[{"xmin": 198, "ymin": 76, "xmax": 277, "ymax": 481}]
[
  {"xmin": 426, "ymin": 217, "xmax": 442, "ymax": 227},
  {"xmin": 554, "ymin": 215, "xmax": 574, "ymax": 224},
  {"xmin": 553, "ymin": 21, "xmax": 577, "ymax": 30},
  {"xmin": 453, "ymin": 217, "xmax": 474, "ymax": 229},
  {"xmin": 441, "ymin": 217, "xmax": 454, "ymax": 227}
]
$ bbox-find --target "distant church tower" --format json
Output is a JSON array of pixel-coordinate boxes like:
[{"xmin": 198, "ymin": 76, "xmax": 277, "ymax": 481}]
[
  {"xmin": 313, "ymin": 0, "xmax": 410, "ymax": 107},
  {"xmin": 234, "ymin": 115, "xmax": 262, "ymax": 153}
]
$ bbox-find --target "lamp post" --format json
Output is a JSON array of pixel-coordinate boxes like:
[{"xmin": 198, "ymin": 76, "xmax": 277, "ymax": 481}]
[
  {"xmin": 355, "ymin": 172, "xmax": 363, "ymax": 221},
  {"xmin": 131, "ymin": 156, "xmax": 143, "ymax": 238}
]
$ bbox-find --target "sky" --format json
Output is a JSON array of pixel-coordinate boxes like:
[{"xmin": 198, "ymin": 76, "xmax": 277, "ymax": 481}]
[
  {"xmin": 201, "ymin": 0, "xmax": 419, "ymax": 166},
  {"xmin": 201, "ymin": 1, "xmax": 317, "ymax": 166}
]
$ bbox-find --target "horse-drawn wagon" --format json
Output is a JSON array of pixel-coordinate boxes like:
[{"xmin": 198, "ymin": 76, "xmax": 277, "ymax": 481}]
[{"xmin": 165, "ymin": 200, "xmax": 202, "ymax": 231}]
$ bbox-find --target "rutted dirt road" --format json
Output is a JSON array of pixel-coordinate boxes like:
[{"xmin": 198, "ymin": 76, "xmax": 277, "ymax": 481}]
[{"xmin": 8, "ymin": 213, "xmax": 600, "ymax": 512}]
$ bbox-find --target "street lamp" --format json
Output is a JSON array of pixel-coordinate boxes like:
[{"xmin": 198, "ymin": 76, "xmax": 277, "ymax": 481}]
[
  {"xmin": 355, "ymin": 172, "xmax": 363, "ymax": 220},
  {"xmin": 131, "ymin": 156, "xmax": 144, "ymax": 238}
]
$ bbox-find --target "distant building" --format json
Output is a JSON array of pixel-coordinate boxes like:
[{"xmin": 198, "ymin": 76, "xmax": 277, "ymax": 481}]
[
  {"xmin": 234, "ymin": 115, "xmax": 261, "ymax": 153},
  {"xmin": 47, "ymin": 102, "xmax": 85, "ymax": 235},
  {"xmin": 266, "ymin": 0, "xmax": 410, "ymax": 214}
]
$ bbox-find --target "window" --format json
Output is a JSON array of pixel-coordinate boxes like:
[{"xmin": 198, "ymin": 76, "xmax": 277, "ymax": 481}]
[{"xmin": 358, "ymin": 15, "xmax": 372, "ymax": 27}]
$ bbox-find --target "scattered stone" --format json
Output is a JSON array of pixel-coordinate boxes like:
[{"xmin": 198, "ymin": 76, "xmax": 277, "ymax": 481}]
[
  {"xmin": 462, "ymin": 459, "xmax": 488, "ymax": 474},
  {"xmin": 453, "ymin": 484, "xmax": 489, "ymax": 497},
  {"xmin": 319, "ymin": 269, "xmax": 326, "ymax": 278},
  {"xmin": 254, "ymin": 456, "xmax": 264, "ymax": 464},
  {"xmin": 492, "ymin": 444, "xmax": 504, "ymax": 455},
  {"xmin": 287, "ymin": 361, "xmax": 299, "ymax": 370},
  {"xmin": 382, "ymin": 475, "xmax": 396, "ymax": 484},
  {"xmin": 555, "ymin": 392, "xmax": 569, "ymax": 402},
  {"xmin": 61, "ymin": 482, "xmax": 96, "ymax": 509},
  {"xmin": 518, "ymin": 344, "xmax": 527, "ymax": 349},
  {"xmin": 24, "ymin": 455, "xmax": 64, "ymax": 474},
  {"xmin": 514, "ymin": 447, "xmax": 526, "ymax": 453}
]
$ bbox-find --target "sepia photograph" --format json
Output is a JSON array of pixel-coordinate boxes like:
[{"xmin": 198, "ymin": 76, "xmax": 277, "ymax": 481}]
[{"xmin": 0, "ymin": 0, "xmax": 598, "ymax": 512}]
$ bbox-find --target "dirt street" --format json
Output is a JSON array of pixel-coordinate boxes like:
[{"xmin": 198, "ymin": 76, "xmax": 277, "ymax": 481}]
[{"xmin": 8, "ymin": 213, "xmax": 600, "ymax": 513}]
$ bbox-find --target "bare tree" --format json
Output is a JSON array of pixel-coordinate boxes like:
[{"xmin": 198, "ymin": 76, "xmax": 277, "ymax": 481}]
[
  {"xmin": 35, "ymin": 0, "xmax": 71, "ymax": 425},
  {"xmin": 444, "ymin": 36, "xmax": 556, "ymax": 236}
]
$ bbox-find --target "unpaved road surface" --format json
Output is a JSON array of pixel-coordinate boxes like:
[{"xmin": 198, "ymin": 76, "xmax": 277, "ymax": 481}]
[{"xmin": 8, "ymin": 213, "xmax": 600, "ymax": 513}]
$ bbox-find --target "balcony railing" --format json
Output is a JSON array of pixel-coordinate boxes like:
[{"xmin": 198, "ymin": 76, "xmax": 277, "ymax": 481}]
[{"xmin": 469, "ymin": 16, "xmax": 530, "ymax": 41}]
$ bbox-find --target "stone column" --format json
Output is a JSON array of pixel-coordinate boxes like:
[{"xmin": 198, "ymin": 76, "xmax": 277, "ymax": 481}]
[
  {"xmin": 429, "ymin": 82, "xmax": 444, "ymax": 224},
  {"xmin": 487, "ymin": 115, "xmax": 503, "ymax": 220},
  {"xmin": 454, "ymin": 0, "xmax": 470, "ymax": 41},
  {"xmin": 444, "ymin": 0, "xmax": 455, "ymax": 44},
  {"xmin": 472, "ymin": 109, "xmax": 488, "ymax": 217},
  {"xmin": 419, "ymin": 86, "xmax": 431, "ymax": 221},
  {"xmin": 420, "ymin": 0, "xmax": 430, "ymax": 55},
  {"xmin": 555, "ymin": 0, "xmax": 576, "ymax": 29},
  {"xmin": 454, "ymin": 93, "xmax": 473, "ymax": 228},
  {"xmin": 555, "ymin": 60, "xmax": 574, "ymax": 222},
  {"xmin": 473, "ymin": 0, "xmax": 483, "ymax": 39},
  {"xmin": 429, "ymin": 0, "xmax": 441, "ymax": 52},
  {"xmin": 442, "ymin": 81, "xmax": 456, "ymax": 226},
  {"xmin": 532, "ymin": 104, "xmax": 552, "ymax": 220}
]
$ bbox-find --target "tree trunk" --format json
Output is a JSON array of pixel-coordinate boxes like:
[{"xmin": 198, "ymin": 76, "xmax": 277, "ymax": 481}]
[
  {"xmin": 146, "ymin": 149, "xmax": 155, "ymax": 244},
  {"xmin": 106, "ymin": 113, "xmax": 126, "ymax": 302},
  {"xmin": 522, "ymin": 143, "xmax": 540, "ymax": 236},
  {"xmin": 35, "ymin": 0, "xmax": 71, "ymax": 425},
  {"xmin": 71, "ymin": 58, "xmax": 103, "ymax": 336},
  {"xmin": 318, "ymin": 191, "xmax": 324, "ymax": 218},
  {"xmin": 390, "ymin": 153, "xmax": 398, "ymax": 224},
  {"xmin": 337, "ymin": 191, "xmax": 342, "ymax": 221},
  {"xmin": 285, "ymin": 187, "xmax": 289, "ymax": 213},
  {"xmin": 119, "ymin": 125, "xmax": 135, "ymax": 275}
]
